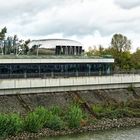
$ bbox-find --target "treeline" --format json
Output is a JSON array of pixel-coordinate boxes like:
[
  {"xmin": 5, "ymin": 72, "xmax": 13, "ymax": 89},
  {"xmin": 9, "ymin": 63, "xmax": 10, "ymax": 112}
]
[
  {"xmin": 0, "ymin": 27, "xmax": 30, "ymax": 55},
  {"xmin": 86, "ymin": 34, "xmax": 140, "ymax": 71}
]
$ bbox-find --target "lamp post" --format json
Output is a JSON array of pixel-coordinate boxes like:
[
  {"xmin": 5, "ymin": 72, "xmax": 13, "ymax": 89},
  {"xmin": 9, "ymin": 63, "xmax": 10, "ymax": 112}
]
[{"xmin": 36, "ymin": 44, "xmax": 41, "ymax": 56}]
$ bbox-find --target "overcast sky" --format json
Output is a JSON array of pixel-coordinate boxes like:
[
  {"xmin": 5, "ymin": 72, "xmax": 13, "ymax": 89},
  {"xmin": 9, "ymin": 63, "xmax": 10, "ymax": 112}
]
[{"xmin": 0, "ymin": 0, "xmax": 140, "ymax": 51}]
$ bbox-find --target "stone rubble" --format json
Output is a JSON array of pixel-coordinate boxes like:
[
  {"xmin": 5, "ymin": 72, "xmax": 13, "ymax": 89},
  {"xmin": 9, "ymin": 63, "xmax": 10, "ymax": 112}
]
[{"xmin": 6, "ymin": 117, "xmax": 140, "ymax": 140}]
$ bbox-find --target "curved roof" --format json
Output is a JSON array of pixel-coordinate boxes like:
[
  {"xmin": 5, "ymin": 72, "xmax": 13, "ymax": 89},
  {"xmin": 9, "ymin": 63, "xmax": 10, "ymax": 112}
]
[{"xmin": 28, "ymin": 39, "xmax": 83, "ymax": 49}]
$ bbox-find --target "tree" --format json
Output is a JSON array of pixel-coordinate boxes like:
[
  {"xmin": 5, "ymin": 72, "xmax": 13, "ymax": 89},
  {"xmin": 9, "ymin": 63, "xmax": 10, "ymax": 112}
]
[
  {"xmin": 131, "ymin": 48, "xmax": 140, "ymax": 69},
  {"xmin": 0, "ymin": 27, "xmax": 7, "ymax": 55},
  {"xmin": 111, "ymin": 34, "xmax": 132, "ymax": 70},
  {"xmin": 0, "ymin": 27, "xmax": 7, "ymax": 40},
  {"xmin": 86, "ymin": 45, "xmax": 107, "ymax": 57},
  {"xmin": 111, "ymin": 34, "xmax": 131, "ymax": 53},
  {"xmin": 17, "ymin": 39, "xmax": 30, "ymax": 55}
]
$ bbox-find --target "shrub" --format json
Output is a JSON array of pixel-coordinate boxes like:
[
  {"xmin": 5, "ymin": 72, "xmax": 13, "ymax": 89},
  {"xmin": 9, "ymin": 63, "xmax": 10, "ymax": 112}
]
[
  {"xmin": 34, "ymin": 106, "xmax": 49, "ymax": 125},
  {"xmin": 24, "ymin": 106, "xmax": 64, "ymax": 132},
  {"xmin": 66, "ymin": 104, "xmax": 84, "ymax": 128},
  {"xmin": 46, "ymin": 107, "xmax": 64, "ymax": 130},
  {"xmin": 49, "ymin": 106, "xmax": 61, "ymax": 116},
  {"xmin": 0, "ymin": 114, "xmax": 23, "ymax": 137},
  {"xmin": 92, "ymin": 104, "xmax": 133, "ymax": 119},
  {"xmin": 92, "ymin": 104, "xmax": 105, "ymax": 114},
  {"xmin": 34, "ymin": 106, "xmax": 64, "ymax": 130},
  {"xmin": 45, "ymin": 113, "xmax": 64, "ymax": 130},
  {"xmin": 24, "ymin": 112, "xmax": 44, "ymax": 133}
]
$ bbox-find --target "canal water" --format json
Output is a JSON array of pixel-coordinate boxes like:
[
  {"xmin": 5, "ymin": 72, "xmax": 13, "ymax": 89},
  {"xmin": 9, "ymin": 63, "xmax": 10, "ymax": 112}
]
[{"xmin": 39, "ymin": 127, "xmax": 140, "ymax": 140}]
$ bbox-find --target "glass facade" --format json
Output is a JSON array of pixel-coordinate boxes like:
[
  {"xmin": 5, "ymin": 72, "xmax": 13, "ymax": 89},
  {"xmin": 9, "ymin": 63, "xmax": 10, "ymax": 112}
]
[{"xmin": 0, "ymin": 63, "xmax": 112, "ymax": 78}]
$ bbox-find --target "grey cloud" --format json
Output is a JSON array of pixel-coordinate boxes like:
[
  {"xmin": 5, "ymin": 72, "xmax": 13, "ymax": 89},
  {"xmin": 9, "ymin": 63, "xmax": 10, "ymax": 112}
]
[
  {"xmin": 0, "ymin": 0, "xmax": 68, "ymax": 21},
  {"xmin": 1, "ymin": 0, "xmax": 140, "ymax": 44},
  {"xmin": 114, "ymin": 0, "xmax": 140, "ymax": 9}
]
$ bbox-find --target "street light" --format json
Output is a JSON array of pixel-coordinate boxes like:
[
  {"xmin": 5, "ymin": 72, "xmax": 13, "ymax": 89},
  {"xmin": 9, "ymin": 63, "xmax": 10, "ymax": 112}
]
[{"xmin": 36, "ymin": 44, "xmax": 41, "ymax": 56}]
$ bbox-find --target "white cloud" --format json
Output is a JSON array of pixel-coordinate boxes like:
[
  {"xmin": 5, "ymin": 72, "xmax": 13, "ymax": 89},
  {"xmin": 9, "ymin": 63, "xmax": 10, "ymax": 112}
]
[
  {"xmin": 0, "ymin": 0, "xmax": 140, "ymax": 51},
  {"xmin": 114, "ymin": 0, "xmax": 140, "ymax": 9}
]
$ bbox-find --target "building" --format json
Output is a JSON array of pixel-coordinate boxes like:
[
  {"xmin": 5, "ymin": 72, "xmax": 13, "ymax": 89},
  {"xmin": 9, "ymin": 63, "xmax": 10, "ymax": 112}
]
[
  {"xmin": 0, "ymin": 39, "xmax": 114, "ymax": 79},
  {"xmin": 0, "ymin": 57, "xmax": 114, "ymax": 78},
  {"xmin": 28, "ymin": 39, "xmax": 84, "ymax": 55}
]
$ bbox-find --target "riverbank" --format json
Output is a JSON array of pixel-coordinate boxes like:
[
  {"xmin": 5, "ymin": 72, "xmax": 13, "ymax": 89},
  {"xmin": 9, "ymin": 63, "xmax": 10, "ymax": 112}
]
[
  {"xmin": 6, "ymin": 117, "xmax": 140, "ymax": 140},
  {"xmin": 2, "ymin": 98, "xmax": 140, "ymax": 140},
  {"xmin": 0, "ymin": 88, "xmax": 139, "ymax": 140}
]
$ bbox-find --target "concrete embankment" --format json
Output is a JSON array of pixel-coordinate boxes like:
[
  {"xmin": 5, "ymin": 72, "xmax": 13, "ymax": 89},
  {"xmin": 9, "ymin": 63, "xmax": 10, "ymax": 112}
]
[
  {"xmin": 0, "ymin": 88, "xmax": 140, "ymax": 114},
  {"xmin": 0, "ymin": 88, "xmax": 140, "ymax": 140}
]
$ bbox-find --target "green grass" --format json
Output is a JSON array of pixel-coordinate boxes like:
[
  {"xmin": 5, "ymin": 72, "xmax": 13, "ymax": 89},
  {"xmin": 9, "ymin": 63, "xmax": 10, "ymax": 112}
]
[
  {"xmin": 92, "ymin": 100, "xmax": 140, "ymax": 119},
  {"xmin": 0, "ymin": 100, "xmax": 139, "ymax": 138},
  {"xmin": 0, "ymin": 114, "xmax": 23, "ymax": 137},
  {"xmin": 65, "ymin": 104, "xmax": 84, "ymax": 128}
]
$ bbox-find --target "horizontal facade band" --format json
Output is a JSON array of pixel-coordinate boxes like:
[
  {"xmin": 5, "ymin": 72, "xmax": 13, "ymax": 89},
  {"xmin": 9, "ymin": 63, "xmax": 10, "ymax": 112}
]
[{"xmin": 0, "ymin": 58, "xmax": 114, "ymax": 64}]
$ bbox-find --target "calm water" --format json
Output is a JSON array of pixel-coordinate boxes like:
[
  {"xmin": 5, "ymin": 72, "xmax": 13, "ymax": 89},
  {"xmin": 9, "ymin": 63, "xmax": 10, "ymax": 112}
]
[{"xmin": 39, "ymin": 127, "xmax": 140, "ymax": 140}]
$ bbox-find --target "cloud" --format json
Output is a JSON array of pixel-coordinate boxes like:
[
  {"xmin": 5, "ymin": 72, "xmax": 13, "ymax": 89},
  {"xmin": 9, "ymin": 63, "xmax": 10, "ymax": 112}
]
[
  {"xmin": 114, "ymin": 0, "xmax": 140, "ymax": 9},
  {"xmin": 0, "ymin": 0, "xmax": 140, "ymax": 51}
]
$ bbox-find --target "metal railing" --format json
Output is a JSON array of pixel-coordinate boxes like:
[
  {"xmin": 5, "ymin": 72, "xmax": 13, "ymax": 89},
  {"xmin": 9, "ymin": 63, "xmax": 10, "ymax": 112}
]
[
  {"xmin": 0, "ymin": 72, "xmax": 110, "ymax": 79},
  {"xmin": 0, "ymin": 70, "xmax": 140, "ymax": 79}
]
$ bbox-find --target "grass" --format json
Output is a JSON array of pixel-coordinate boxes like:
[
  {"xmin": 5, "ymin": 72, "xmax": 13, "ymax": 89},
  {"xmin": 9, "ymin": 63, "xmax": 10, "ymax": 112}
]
[
  {"xmin": 0, "ymin": 114, "xmax": 23, "ymax": 137},
  {"xmin": 92, "ymin": 100, "xmax": 140, "ymax": 119},
  {"xmin": 0, "ymin": 100, "xmax": 140, "ymax": 138},
  {"xmin": 65, "ymin": 104, "xmax": 84, "ymax": 128}
]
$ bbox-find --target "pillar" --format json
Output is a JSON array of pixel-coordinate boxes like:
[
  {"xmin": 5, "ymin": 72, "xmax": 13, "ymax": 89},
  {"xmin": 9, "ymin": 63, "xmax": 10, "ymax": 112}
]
[{"xmin": 74, "ymin": 46, "xmax": 76, "ymax": 55}]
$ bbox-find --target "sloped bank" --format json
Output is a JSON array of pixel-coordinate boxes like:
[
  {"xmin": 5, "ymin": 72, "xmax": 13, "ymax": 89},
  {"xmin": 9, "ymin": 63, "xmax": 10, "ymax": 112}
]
[
  {"xmin": 3, "ymin": 98, "xmax": 140, "ymax": 140},
  {"xmin": 0, "ymin": 88, "xmax": 140, "ymax": 139},
  {"xmin": 0, "ymin": 88, "xmax": 140, "ymax": 114}
]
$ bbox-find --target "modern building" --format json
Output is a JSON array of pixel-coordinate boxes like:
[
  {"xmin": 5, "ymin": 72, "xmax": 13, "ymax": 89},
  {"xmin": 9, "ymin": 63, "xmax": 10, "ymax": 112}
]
[
  {"xmin": 0, "ymin": 39, "xmax": 114, "ymax": 79},
  {"xmin": 0, "ymin": 57, "xmax": 114, "ymax": 78},
  {"xmin": 28, "ymin": 39, "xmax": 84, "ymax": 55}
]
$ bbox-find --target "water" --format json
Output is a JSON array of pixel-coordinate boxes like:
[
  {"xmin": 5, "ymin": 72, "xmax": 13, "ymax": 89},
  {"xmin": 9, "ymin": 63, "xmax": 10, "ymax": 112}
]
[{"xmin": 39, "ymin": 127, "xmax": 140, "ymax": 140}]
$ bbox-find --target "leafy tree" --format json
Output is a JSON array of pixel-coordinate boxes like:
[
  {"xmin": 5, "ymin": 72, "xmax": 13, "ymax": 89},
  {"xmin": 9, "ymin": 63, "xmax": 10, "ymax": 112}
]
[
  {"xmin": 111, "ymin": 34, "xmax": 131, "ymax": 53},
  {"xmin": 86, "ymin": 45, "xmax": 107, "ymax": 57},
  {"xmin": 0, "ymin": 27, "xmax": 7, "ymax": 40},
  {"xmin": 110, "ymin": 34, "xmax": 132, "ymax": 70},
  {"xmin": 131, "ymin": 48, "xmax": 140, "ymax": 69},
  {"xmin": 20, "ymin": 39, "xmax": 30, "ymax": 55}
]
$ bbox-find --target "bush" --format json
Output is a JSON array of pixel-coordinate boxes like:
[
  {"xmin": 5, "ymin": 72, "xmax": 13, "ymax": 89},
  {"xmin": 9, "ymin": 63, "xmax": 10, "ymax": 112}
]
[
  {"xmin": 46, "ymin": 106, "xmax": 64, "ymax": 130},
  {"xmin": 45, "ymin": 113, "xmax": 64, "ymax": 130},
  {"xmin": 24, "ymin": 106, "xmax": 64, "ymax": 132},
  {"xmin": 24, "ymin": 112, "xmax": 44, "ymax": 133},
  {"xmin": 92, "ymin": 104, "xmax": 133, "ymax": 119},
  {"xmin": 49, "ymin": 106, "xmax": 61, "ymax": 116},
  {"xmin": 34, "ymin": 106, "xmax": 49, "ymax": 125},
  {"xmin": 0, "ymin": 114, "xmax": 23, "ymax": 137},
  {"xmin": 92, "ymin": 104, "xmax": 105, "ymax": 114},
  {"xmin": 66, "ymin": 104, "xmax": 84, "ymax": 128}
]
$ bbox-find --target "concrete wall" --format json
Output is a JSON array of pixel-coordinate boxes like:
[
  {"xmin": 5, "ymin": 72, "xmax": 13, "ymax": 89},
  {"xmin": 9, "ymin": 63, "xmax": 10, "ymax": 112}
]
[
  {"xmin": 0, "ymin": 58, "xmax": 114, "ymax": 64},
  {"xmin": 0, "ymin": 74, "xmax": 140, "ymax": 95}
]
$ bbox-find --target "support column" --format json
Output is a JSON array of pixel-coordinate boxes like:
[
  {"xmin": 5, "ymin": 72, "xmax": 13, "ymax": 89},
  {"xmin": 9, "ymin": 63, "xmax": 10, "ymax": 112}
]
[
  {"xmin": 74, "ymin": 46, "xmax": 76, "ymax": 55},
  {"xmin": 60, "ymin": 46, "xmax": 62, "ymax": 55},
  {"xmin": 68, "ymin": 46, "xmax": 70, "ymax": 55},
  {"xmin": 70, "ymin": 46, "xmax": 73, "ymax": 55},
  {"xmin": 79, "ymin": 46, "xmax": 82, "ymax": 55},
  {"xmin": 65, "ymin": 46, "xmax": 68, "ymax": 55}
]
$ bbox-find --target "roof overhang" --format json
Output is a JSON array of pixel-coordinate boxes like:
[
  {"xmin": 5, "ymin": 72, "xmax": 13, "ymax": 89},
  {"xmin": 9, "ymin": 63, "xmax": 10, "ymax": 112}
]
[{"xmin": 0, "ymin": 58, "xmax": 114, "ymax": 64}]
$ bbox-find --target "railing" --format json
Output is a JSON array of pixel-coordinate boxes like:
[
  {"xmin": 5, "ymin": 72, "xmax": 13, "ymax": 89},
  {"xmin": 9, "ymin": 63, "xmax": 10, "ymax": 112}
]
[
  {"xmin": 0, "ymin": 70, "xmax": 140, "ymax": 79},
  {"xmin": 0, "ymin": 72, "xmax": 109, "ymax": 79}
]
